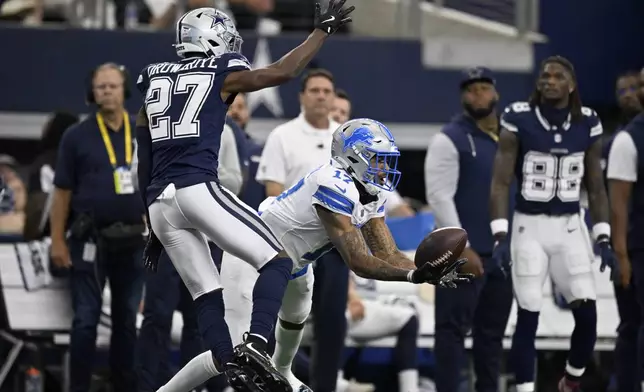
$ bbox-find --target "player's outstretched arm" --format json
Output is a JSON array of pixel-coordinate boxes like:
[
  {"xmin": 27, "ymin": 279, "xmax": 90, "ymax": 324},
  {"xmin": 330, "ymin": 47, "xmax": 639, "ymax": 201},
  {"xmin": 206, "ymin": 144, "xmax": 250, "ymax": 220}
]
[
  {"xmin": 360, "ymin": 217, "xmax": 416, "ymax": 270},
  {"xmin": 489, "ymin": 129, "xmax": 518, "ymax": 235},
  {"xmin": 584, "ymin": 139, "xmax": 610, "ymax": 224},
  {"xmin": 222, "ymin": 0, "xmax": 354, "ymax": 94},
  {"xmin": 315, "ymin": 205, "xmax": 412, "ymax": 282}
]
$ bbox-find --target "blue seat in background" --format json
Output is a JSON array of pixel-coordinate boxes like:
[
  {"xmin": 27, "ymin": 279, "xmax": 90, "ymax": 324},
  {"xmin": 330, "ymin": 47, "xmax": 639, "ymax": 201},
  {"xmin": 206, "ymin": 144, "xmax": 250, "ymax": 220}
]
[{"xmin": 385, "ymin": 212, "xmax": 435, "ymax": 251}]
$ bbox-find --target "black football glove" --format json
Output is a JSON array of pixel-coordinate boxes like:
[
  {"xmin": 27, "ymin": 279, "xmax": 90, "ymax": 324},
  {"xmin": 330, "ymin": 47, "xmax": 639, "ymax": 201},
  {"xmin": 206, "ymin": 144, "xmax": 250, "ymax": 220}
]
[
  {"xmin": 314, "ymin": 0, "xmax": 355, "ymax": 35},
  {"xmin": 408, "ymin": 258, "xmax": 474, "ymax": 288},
  {"xmin": 143, "ymin": 230, "xmax": 163, "ymax": 272},
  {"xmin": 597, "ymin": 234, "xmax": 618, "ymax": 280},
  {"xmin": 492, "ymin": 235, "xmax": 511, "ymax": 279}
]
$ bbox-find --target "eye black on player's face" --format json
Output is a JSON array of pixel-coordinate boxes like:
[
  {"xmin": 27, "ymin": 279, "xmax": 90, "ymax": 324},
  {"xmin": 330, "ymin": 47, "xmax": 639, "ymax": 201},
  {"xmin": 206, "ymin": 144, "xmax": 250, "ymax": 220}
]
[{"xmin": 537, "ymin": 62, "xmax": 573, "ymax": 102}]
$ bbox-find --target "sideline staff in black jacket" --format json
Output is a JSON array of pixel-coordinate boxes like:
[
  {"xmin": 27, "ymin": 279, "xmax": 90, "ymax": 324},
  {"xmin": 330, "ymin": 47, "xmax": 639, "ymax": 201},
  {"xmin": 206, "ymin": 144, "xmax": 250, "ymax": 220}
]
[
  {"xmin": 49, "ymin": 63, "xmax": 145, "ymax": 392},
  {"xmin": 424, "ymin": 67, "xmax": 514, "ymax": 392}
]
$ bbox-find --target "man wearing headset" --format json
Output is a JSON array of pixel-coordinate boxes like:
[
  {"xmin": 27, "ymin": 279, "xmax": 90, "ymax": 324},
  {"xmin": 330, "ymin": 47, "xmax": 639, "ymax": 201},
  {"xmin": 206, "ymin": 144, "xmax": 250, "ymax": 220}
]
[{"xmin": 49, "ymin": 63, "xmax": 146, "ymax": 392}]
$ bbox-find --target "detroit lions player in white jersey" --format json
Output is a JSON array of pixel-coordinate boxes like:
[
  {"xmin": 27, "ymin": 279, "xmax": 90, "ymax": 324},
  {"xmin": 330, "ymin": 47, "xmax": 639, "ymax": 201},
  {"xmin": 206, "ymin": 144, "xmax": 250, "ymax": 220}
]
[{"xmin": 256, "ymin": 118, "xmax": 473, "ymax": 391}]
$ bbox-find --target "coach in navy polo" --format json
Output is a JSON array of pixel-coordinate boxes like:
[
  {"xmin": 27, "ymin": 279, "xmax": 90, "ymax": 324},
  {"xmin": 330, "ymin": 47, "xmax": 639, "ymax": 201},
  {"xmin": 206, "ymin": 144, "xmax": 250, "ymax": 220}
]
[
  {"xmin": 424, "ymin": 67, "xmax": 514, "ymax": 392},
  {"xmin": 49, "ymin": 63, "xmax": 145, "ymax": 392}
]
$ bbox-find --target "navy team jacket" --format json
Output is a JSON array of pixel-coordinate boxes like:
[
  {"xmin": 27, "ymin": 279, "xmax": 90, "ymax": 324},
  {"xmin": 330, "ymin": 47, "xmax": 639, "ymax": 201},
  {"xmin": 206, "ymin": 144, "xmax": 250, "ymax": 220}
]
[{"xmin": 442, "ymin": 114, "xmax": 515, "ymax": 256}]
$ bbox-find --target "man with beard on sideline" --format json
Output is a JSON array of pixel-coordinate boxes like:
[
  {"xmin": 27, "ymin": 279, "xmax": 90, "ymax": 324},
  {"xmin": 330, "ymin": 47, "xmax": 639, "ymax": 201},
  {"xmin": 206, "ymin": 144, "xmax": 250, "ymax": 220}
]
[{"xmin": 424, "ymin": 67, "xmax": 512, "ymax": 392}]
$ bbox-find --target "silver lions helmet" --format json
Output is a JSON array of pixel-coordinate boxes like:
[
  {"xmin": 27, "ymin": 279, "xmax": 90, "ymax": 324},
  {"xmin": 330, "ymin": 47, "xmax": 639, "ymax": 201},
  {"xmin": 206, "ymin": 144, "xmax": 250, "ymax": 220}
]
[
  {"xmin": 331, "ymin": 118, "xmax": 401, "ymax": 195},
  {"xmin": 174, "ymin": 8, "xmax": 242, "ymax": 58}
]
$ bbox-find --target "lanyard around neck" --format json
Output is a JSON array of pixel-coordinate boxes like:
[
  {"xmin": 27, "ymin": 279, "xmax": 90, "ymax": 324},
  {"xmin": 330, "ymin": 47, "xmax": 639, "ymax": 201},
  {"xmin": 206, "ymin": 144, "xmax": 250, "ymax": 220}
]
[{"xmin": 96, "ymin": 112, "xmax": 131, "ymax": 167}]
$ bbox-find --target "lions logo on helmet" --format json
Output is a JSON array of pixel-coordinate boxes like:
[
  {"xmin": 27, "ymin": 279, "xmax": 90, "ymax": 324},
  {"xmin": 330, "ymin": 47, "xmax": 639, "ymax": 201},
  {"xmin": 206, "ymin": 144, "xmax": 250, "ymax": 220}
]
[
  {"xmin": 331, "ymin": 118, "xmax": 401, "ymax": 195},
  {"xmin": 174, "ymin": 8, "xmax": 243, "ymax": 58}
]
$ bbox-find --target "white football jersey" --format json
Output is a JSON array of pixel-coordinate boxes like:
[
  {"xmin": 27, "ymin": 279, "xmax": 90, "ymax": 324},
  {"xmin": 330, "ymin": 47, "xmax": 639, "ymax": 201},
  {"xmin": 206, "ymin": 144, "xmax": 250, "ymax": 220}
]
[{"xmin": 259, "ymin": 162, "xmax": 388, "ymax": 271}]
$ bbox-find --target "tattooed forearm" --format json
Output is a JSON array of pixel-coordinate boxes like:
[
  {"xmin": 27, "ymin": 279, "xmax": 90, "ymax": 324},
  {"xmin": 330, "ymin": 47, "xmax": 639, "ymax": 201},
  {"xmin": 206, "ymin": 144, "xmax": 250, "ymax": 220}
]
[
  {"xmin": 333, "ymin": 229, "xmax": 411, "ymax": 282},
  {"xmin": 585, "ymin": 139, "xmax": 610, "ymax": 224},
  {"xmin": 315, "ymin": 206, "xmax": 411, "ymax": 282},
  {"xmin": 360, "ymin": 218, "xmax": 415, "ymax": 270},
  {"xmin": 490, "ymin": 129, "xmax": 518, "ymax": 222}
]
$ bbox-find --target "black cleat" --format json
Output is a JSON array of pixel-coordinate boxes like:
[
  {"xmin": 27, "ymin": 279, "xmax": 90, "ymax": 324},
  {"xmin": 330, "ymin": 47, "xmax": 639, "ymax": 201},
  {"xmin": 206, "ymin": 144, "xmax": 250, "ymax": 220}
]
[
  {"xmin": 233, "ymin": 338, "xmax": 293, "ymax": 392},
  {"xmin": 224, "ymin": 362, "xmax": 263, "ymax": 392}
]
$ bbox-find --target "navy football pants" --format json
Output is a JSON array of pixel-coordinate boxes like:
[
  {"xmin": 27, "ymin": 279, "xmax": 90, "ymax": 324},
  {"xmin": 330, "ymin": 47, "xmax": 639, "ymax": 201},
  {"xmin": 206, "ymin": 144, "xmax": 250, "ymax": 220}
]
[{"xmin": 434, "ymin": 257, "xmax": 513, "ymax": 392}]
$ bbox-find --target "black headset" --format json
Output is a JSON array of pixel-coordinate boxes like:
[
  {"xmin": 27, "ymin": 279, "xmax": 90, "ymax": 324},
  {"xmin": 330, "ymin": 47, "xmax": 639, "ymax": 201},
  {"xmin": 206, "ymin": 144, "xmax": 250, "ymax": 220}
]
[{"xmin": 85, "ymin": 62, "xmax": 132, "ymax": 105}]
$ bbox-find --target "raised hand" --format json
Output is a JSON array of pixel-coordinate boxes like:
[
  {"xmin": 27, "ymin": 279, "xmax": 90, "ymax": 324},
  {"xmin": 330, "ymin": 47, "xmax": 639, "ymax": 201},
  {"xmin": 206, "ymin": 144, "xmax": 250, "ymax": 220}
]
[{"xmin": 314, "ymin": 0, "xmax": 355, "ymax": 35}]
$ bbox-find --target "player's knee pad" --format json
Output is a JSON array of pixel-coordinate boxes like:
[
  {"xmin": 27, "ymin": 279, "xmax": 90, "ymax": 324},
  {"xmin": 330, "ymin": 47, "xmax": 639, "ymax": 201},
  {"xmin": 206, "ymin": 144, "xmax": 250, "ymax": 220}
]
[
  {"xmin": 512, "ymin": 252, "xmax": 546, "ymax": 312},
  {"xmin": 514, "ymin": 287, "xmax": 543, "ymax": 313},
  {"xmin": 279, "ymin": 302, "xmax": 311, "ymax": 325},
  {"xmin": 279, "ymin": 318, "xmax": 305, "ymax": 331}
]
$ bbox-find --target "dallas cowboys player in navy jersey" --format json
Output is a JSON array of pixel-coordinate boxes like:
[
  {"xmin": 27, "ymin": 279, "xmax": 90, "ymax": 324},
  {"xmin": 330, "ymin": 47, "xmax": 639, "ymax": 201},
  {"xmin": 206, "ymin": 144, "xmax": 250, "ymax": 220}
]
[
  {"xmin": 489, "ymin": 56, "xmax": 617, "ymax": 392},
  {"xmin": 134, "ymin": 2, "xmax": 355, "ymax": 391}
]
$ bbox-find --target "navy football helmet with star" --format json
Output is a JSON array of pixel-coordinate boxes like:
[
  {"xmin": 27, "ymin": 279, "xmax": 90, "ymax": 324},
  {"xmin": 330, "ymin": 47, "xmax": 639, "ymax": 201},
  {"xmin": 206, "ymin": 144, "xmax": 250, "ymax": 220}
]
[{"xmin": 174, "ymin": 8, "xmax": 243, "ymax": 58}]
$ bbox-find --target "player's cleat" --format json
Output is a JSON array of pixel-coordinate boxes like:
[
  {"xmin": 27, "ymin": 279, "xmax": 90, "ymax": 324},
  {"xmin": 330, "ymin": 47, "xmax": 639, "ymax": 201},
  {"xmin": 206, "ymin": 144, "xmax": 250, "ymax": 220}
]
[
  {"xmin": 233, "ymin": 337, "xmax": 293, "ymax": 392},
  {"xmin": 224, "ymin": 362, "xmax": 263, "ymax": 392}
]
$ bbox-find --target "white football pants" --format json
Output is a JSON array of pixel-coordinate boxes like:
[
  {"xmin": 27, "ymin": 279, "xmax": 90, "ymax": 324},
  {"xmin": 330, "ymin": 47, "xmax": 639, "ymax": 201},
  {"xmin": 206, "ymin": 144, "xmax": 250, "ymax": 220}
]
[
  {"xmin": 221, "ymin": 251, "xmax": 315, "ymax": 345},
  {"xmin": 149, "ymin": 182, "xmax": 282, "ymax": 300},
  {"xmin": 510, "ymin": 211, "xmax": 596, "ymax": 311}
]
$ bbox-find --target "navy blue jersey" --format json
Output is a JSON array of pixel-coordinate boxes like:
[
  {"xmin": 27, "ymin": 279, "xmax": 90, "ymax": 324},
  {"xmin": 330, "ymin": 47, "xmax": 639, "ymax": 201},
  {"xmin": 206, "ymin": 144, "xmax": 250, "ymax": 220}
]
[
  {"xmin": 136, "ymin": 53, "xmax": 251, "ymax": 204},
  {"xmin": 500, "ymin": 102, "xmax": 603, "ymax": 216}
]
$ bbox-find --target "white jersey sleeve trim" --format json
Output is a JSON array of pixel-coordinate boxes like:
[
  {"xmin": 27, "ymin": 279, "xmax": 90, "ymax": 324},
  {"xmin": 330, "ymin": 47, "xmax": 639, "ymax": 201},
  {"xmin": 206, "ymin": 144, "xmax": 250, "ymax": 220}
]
[
  {"xmin": 312, "ymin": 185, "xmax": 355, "ymax": 217},
  {"xmin": 590, "ymin": 123, "xmax": 603, "ymax": 138},
  {"xmin": 500, "ymin": 118, "xmax": 518, "ymax": 132},
  {"xmin": 607, "ymin": 131, "xmax": 638, "ymax": 182}
]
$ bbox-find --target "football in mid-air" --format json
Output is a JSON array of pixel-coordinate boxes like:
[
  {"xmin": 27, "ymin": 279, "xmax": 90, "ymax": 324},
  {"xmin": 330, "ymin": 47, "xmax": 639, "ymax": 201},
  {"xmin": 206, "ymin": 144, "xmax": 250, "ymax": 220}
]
[{"xmin": 414, "ymin": 227, "xmax": 468, "ymax": 269}]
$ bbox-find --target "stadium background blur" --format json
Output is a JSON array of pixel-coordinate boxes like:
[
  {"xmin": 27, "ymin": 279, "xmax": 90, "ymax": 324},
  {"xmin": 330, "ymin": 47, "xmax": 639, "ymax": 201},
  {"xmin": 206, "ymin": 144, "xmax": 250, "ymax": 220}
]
[{"xmin": 0, "ymin": 0, "xmax": 643, "ymax": 391}]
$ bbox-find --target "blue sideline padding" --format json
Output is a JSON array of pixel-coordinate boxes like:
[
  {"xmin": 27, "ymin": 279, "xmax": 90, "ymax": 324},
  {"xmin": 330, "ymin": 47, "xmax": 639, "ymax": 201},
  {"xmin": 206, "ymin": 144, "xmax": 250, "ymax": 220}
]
[{"xmin": 385, "ymin": 212, "xmax": 435, "ymax": 251}]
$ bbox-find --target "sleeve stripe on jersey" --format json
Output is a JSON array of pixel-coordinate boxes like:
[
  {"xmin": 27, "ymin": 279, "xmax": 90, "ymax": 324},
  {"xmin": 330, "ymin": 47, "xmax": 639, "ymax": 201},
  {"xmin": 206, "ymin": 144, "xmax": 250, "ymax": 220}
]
[
  {"xmin": 590, "ymin": 124, "xmax": 603, "ymax": 137},
  {"xmin": 500, "ymin": 118, "xmax": 518, "ymax": 132},
  {"xmin": 228, "ymin": 59, "xmax": 251, "ymax": 70},
  {"xmin": 313, "ymin": 186, "xmax": 354, "ymax": 215}
]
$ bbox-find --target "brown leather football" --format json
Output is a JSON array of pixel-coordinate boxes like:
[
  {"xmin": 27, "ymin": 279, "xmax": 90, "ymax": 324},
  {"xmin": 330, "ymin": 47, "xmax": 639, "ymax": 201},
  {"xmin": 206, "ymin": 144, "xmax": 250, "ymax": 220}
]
[{"xmin": 414, "ymin": 227, "xmax": 468, "ymax": 269}]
